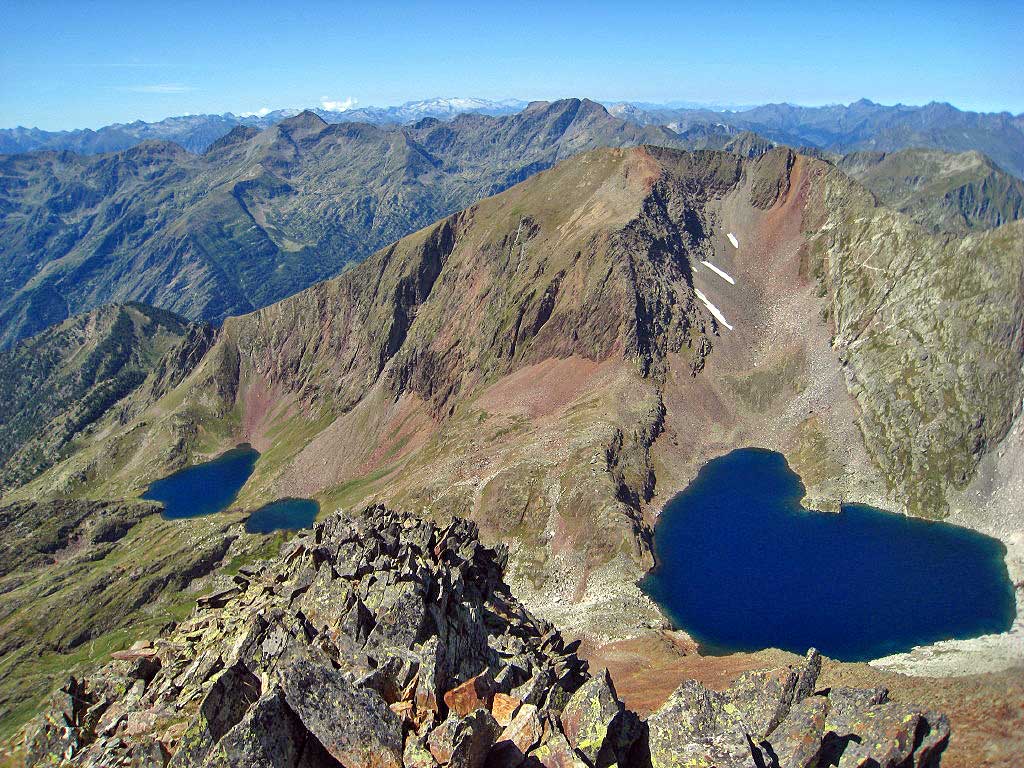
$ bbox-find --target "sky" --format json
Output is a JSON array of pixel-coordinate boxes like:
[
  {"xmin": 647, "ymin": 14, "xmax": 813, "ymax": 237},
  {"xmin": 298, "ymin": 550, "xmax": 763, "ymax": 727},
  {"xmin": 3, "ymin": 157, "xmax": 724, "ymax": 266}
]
[{"xmin": 2, "ymin": 0, "xmax": 1022, "ymax": 130}]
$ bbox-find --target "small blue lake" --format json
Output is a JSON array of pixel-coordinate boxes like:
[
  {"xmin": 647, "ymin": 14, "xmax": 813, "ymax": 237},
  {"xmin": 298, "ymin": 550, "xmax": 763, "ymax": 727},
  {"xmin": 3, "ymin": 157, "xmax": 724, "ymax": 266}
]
[
  {"xmin": 642, "ymin": 448, "xmax": 1016, "ymax": 661},
  {"xmin": 142, "ymin": 445, "xmax": 319, "ymax": 533},
  {"xmin": 245, "ymin": 498, "xmax": 320, "ymax": 534},
  {"xmin": 142, "ymin": 445, "xmax": 259, "ymax": 519}
]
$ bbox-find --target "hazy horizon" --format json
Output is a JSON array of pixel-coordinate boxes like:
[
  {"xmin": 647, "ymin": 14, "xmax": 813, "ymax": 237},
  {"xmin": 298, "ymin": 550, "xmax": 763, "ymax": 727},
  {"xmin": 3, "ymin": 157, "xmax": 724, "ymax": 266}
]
[
  {"xmin": 3, "ymin": 0, "xmax": 1022, "ymax": 130},
  {"xmin": 3, "ymin": 94, "xmax": 1022, "ymax": 133}
]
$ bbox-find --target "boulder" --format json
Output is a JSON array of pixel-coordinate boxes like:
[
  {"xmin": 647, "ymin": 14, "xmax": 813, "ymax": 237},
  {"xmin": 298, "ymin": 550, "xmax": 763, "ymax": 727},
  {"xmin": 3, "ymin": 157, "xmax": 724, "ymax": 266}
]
[
  {"xmin": 530, "ymin": 725, "xmax": 587, "ymax": 768},
  {"xmin": 201, "ymin": 689, "xmax": 311, "ymax": 768},
  {"xmin": 560, "ymin": 670, "xmax": 618, "ymax": 765},
  {"xmin": 491, "ymin": 693, "xmax": 522, "ymax": 727},
  {"xmin": 168, "ymin": 662, "xmax": 263, "ymax": 767},
  {"xmin": 445, "ymin": 673, "xmax": 497, "ymax": 718},
  {"xmin": 427, "ymin": 710, "xmax": 502, "ymax": 768},
  {"xmin": 496, "ymin": 703, "xmax": 543, "ymax": 753},
  {"xmin": 763, "ymin": 695, "xmax": 829, "ymax": 768},
  {"xmin": 279, "ymin": 656, "xmax": 403, "ymax": 768}
]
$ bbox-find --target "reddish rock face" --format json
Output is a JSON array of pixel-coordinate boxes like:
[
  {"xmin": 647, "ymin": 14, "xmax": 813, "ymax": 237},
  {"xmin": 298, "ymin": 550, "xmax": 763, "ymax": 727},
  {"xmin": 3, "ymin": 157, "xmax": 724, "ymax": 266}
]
[
  {"xmin": 444, "ymin": 674, "xmax": 497, "ymax": 718},
  {"xmin": 491, "ymin": 692, "xmax": 522, "ymax": 726},
  {"xmin": 496, "ymin": 703, "xmax": 543, "ymax": 753}
]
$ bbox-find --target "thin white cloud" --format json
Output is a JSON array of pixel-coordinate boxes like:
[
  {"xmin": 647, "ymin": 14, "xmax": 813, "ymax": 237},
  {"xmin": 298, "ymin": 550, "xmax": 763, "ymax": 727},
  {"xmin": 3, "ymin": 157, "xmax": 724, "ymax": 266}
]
[
  {"xmin": 120, "ymin": 83, "xmax": 194, "ymax": 94},
  {"xmin": 320, "ymin": 96, "xmax": 357, "ymax": 112},
  {"xmin": 238, "ymin": 107, "xmax": 272, "ymax": 117}
]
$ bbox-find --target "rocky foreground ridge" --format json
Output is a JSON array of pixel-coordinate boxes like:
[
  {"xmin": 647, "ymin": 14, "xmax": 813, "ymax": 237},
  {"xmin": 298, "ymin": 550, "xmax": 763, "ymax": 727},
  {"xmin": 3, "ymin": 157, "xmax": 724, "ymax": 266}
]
[{"xmin": 22, "ymin": 507, "xmax": 949, "ymax": 768}]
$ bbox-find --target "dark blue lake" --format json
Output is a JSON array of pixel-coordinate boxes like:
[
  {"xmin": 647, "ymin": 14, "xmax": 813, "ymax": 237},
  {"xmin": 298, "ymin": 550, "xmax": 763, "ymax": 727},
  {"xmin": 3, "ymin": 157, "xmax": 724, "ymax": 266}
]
[
  {"xmin": 642, "ymin": 448, "xmax": 1016, "ymax": 661},
  {"xmin": 142, "ymin": 445, "xmax": 259, "ymax": 519},
  {"xmin": 245, "ymin": 498, "xmax": 320, "ymax": 534}
]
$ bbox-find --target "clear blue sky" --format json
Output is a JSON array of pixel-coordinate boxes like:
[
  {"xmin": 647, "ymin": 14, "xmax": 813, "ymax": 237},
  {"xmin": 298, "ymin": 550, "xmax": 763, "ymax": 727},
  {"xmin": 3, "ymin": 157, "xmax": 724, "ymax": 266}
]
[{"xmin": 2, "ymin": 0, "xmax": 1022, "ymax": 129}]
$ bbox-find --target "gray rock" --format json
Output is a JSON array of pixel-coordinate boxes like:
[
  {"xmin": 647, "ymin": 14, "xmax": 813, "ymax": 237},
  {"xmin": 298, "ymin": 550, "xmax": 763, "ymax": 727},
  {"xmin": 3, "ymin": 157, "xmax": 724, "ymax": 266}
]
[
  {"xmin": 427, "ymin": 710, "xmax": 501, "ymax": 768},
  {"xmin": 279, "ymin": 656, "xmax": 403, "ymax": 768}
]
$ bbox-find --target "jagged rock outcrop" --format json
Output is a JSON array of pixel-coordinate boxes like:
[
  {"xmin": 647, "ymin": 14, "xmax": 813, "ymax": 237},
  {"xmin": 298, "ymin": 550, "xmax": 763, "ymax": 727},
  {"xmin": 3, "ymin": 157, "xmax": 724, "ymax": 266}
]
[{"xmin": 22, "ymin": 506, "xmax": 948, "ymax": 767}]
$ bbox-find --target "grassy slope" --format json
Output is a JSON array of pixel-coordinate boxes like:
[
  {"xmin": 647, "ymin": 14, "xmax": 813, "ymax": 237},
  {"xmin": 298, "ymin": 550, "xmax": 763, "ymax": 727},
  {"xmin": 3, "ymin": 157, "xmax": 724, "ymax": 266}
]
[{"xmin": 0, "ymin": 303, "xmax": 197, "ymax": 492}]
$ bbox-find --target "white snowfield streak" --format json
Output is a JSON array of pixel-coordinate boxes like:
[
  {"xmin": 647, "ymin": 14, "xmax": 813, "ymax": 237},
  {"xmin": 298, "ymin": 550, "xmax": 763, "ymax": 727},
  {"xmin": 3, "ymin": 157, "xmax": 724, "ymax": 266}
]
[
  {"xmin": 700, "ymin": 260, "xmax": 736, "ymax": 284},
  {"xmin": 727, "ymin": 232, "xmax": 739, "ymax": 248},
  {"xmin": 694, "ymin": 288, "xmax": 733, "ymax": 331}
]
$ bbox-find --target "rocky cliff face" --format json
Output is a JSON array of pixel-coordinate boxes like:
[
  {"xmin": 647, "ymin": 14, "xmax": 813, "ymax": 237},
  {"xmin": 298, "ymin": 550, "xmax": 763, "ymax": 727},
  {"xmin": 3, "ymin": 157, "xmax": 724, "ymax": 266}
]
[
  {"xmin": 21, "ymin": 506, "xmax": 948, "ymax": 768},
  {"xmin": 803, "ymin": 167, "xmax": 1024, "ymax": 516}
]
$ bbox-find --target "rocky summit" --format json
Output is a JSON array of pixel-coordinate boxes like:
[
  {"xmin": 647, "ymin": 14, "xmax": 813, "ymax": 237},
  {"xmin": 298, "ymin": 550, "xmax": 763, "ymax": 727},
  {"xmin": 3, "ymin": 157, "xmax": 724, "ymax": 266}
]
[{"xmin": 22, "ymin": 506, "xmax": 948, "ymax": 768}]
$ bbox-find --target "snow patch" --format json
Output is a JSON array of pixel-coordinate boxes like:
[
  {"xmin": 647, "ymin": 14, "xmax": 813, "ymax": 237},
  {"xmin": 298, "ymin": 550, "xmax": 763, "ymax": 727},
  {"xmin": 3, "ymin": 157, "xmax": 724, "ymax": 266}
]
[
  {"xmin": 727, "ymin": 232, "xmax": 739, "ymax": 249},
  {"xmin": 701, "ymin": 260, "xmax": 736, "ymax": 285},
  {"xmin": 695, "ymin": 288, "xmax": 734, "ymax": 331}
]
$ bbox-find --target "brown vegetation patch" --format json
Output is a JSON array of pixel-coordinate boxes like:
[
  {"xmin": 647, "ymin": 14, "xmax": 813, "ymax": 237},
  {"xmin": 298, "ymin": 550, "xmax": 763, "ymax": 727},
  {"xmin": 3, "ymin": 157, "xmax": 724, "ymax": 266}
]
[
  {"xmin": 473, "ymin": 356, "xmax": 616, "ymax": 421},
  {"xmin": 238, "ymin": 376, "xmax": 294, "ymax": 451}
]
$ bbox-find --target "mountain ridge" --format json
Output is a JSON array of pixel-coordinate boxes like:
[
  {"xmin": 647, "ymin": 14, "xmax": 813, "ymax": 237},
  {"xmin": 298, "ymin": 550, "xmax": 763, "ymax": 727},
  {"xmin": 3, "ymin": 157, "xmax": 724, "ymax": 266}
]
[
  {"xmin": 0, "ymin": 99, "xmax": 693, "ymax": 346},
  {"xmin": 3, "ymin": 98, "xmax": 1021, "ymax": 351},
  {"xmin": 5, "ymin": 97, "xmax": 1022, "ymax": 176}
]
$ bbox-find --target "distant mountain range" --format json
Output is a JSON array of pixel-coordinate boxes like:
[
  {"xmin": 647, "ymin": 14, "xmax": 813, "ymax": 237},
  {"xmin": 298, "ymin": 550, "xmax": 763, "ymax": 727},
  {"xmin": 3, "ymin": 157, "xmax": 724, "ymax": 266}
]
[
  {"xmin": 0, "ymin": 99, "xmax": 696, "ymax": 345},
  {"xmin": 0, "ymin": 98, "xmax": 530, "ymax": 155},
  {"xmin": 2, "ymin": 98, "xmax": 1022, "ymax": 348},
  {"xmin": 4, "ymin": 97, "xmax": 1023, "ymax": 177},
  {"xmin": 608, "ymin": 98, "xmax": 1024, "ymax": 178}
]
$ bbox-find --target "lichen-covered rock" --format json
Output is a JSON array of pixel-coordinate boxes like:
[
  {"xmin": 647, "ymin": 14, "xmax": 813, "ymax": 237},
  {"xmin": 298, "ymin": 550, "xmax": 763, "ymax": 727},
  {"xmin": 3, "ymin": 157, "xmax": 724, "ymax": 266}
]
[
  {"xmin": 764, "ymin": 695, "xmax": 828, "ymax": 768},
  {"xmin": 529, "ymin": 725, "xmax": 587, "ymax": 768},
  {"xmin": 559, "ymin": 669, "xmax": 639, "ymax": 766},
  {"xmin": 426, "ymin": 710, "xmax": 500, "ymax": 768},
  {"xmin": 199, "ymin": 689, "xmax": 330, "ymax": 768},
  {"xmin": 646, "ymin": 650, "xmax": 949, "ymax": 768},
  {"xmin": 494, "ymin": 703, "xmax": 543, "ymax": 755},
  {"xmin": 278, "ymin": 656, "xmax": 404, "ymax": 768}
]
